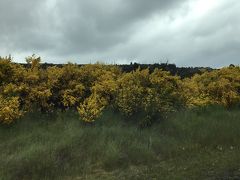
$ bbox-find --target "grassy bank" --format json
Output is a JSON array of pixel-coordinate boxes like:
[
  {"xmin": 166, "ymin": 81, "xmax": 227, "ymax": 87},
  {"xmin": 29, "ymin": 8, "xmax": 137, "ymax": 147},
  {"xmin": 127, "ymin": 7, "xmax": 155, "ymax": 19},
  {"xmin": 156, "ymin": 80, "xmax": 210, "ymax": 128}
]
[{"xmin": 0, "ymin": 107, "xmax": 240, "ymax": 179}]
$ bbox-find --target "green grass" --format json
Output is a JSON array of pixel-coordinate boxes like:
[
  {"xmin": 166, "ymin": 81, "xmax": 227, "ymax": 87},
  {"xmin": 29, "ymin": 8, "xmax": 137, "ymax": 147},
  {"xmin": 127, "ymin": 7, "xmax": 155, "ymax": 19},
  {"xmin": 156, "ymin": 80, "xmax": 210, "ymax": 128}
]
[{"xmin": 0, "ymin": 106, "xmax": 240, "ymax": 179}]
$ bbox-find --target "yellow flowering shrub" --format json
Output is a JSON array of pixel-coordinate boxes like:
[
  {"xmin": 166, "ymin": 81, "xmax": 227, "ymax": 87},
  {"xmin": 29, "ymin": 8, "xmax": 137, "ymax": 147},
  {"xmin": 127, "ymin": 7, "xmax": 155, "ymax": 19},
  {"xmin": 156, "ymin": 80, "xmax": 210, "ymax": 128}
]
[
  {"xmin": 0, "ymin": 55, "xmax": 239, "ymax": 124},
  {"xmin": 116, "ymin": 68, "xmax": 149, "ymax": 116},
  {"xmin": 0, "ymin": 56, "xmax": 24, "ymax": 85},
  {"xmin": 0, "ymin": 96, "xmax": 23, "ymax": 124},
  {"xmin": 182, "ymin": 75, "xmax": 212, "ymax": 107},
  {"xmin": 48, "ymin": 63, "xmax": 85, "ymax": 109},
  {"xmin": 184, "ymin": 66, "xmax": 240, "ymax": 108},
  {"xmin": 115, "ymin": 68, "xmax": 183, "ymax": 125},
  {"xmin": 149, "ymin": 69, "xmax": 184, "ymax": 113},
  {"xmin": 91, "ymin": 70, "xmax": 119, "ymax": 104},
  {"xmin": 76, "ymin": 64, "xmax": 120, "ymax": 122},
  {"xmin": 77, "ymin": 94, "xmax": 107, "ymax": 122},
  {"xmin": 62, "ymin": 84, "xmax": 85, "ymax": 108}
]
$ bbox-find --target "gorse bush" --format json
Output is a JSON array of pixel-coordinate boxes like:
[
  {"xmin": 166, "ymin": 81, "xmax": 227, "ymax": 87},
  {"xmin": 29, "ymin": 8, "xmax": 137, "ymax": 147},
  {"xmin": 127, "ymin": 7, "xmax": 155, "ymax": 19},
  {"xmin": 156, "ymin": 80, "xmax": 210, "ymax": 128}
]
[
  {"xmin": 183, "ymin": 67, "xmax": 240, "ymax": 108},
  {"xmin": 0, "ymin": 55, "xmax": 239, "ymax": 124},
  {"xmin": 0, "ymin": 95, "xmax": 23, "ymax": 124},
  {"xmin": 115, "ymin": 68, "xmax": 184, "ymax": 125}
]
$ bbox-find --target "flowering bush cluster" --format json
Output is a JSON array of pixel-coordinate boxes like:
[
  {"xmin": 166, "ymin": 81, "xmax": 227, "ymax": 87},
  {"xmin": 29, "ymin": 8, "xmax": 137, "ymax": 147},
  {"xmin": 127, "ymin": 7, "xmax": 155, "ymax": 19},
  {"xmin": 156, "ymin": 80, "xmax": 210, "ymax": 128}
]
[
  {"xmin": 0, "ymin": 96, "xmax": 22, "ymax": 124},
  {"xmin": 183, "ymin": 67, "xmax": 240, "ymax": 108},
  {"xmin": 0, "ymin": 55, "xmax": 239, "ymax": 125},
  {"xmin": 115, "ymin": 68, "xmax": 184, "ymax": 125}
]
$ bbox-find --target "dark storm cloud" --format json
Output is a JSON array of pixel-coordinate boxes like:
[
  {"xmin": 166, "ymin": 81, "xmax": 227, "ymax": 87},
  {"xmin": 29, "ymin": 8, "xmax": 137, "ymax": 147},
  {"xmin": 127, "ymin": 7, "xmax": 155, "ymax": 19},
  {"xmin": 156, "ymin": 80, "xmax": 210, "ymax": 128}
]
[
  {"xmin": 0, "ymin": 0, "xmax": 187, "ymax": 59},
  {"xmin": 55, "ymin": 0, "xmax": 187, "ymax": 54},
  {"xmin": 0, "ymin": 0, "xmax": 239, "ymax": 66}
]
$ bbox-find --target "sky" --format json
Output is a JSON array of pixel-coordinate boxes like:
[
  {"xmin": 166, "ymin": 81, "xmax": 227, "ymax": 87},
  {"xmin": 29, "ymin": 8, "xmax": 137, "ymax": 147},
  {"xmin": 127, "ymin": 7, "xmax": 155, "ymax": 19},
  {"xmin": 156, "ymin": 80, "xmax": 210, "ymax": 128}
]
[{"xmin": 0, "ymin": 0, "xmax": 239, "ymax": 67}]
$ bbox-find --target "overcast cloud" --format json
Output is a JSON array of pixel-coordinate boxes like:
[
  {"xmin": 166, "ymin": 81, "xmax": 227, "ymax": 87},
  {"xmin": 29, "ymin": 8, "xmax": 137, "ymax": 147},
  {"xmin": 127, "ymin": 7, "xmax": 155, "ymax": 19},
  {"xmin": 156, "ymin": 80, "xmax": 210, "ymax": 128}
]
[{"xmin": 0, "ymin": 0, "xmax": 239, "ymax": 67}]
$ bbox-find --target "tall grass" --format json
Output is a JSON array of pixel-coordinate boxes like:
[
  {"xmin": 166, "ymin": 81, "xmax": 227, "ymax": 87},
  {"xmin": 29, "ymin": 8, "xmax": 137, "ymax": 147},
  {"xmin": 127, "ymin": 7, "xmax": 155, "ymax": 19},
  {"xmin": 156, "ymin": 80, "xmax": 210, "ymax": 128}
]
[{"xmin": 0, "ymin": 107, "xmax": 240, "ymax": 179}]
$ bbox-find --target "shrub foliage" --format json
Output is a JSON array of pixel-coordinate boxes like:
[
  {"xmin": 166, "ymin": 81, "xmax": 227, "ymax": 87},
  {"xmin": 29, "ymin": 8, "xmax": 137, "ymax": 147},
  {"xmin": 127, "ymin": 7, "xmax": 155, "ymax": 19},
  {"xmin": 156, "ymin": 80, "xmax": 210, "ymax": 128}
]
[{"xmin": 0, "ymin": 55, "xmax": 239, "ymax": 124}]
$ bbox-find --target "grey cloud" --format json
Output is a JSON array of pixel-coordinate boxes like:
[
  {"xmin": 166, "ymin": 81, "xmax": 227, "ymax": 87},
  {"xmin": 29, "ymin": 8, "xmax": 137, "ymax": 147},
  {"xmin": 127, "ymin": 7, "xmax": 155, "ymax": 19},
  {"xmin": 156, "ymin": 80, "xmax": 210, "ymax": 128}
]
[
  {"xmin": 55, "ymin": 0, "xmax": 187, "ymax": 54},
  {"xmin": 107, "ymin": 0, "xmax": 240, "ymax": 67},
  {"xmin": 0, "ymin": 0, "xmax": 239, "ymax": 67},
  {"xmin": 0, "ymin": 0, "xmax": 61, "ymax": 52},
  {"xmin": 0, "ymin": 0, "xmax": 187, "ymax": 57}
]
